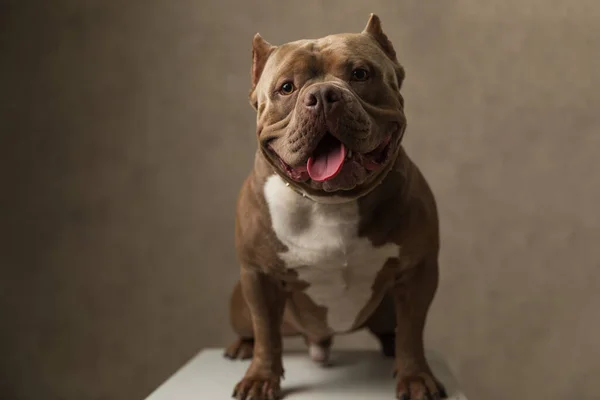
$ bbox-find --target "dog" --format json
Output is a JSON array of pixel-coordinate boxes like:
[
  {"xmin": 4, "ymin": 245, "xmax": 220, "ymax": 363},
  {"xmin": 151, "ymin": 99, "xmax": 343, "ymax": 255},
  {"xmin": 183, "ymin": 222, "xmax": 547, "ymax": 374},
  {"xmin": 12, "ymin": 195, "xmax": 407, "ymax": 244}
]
[{"xmin": 224, "ymin": 14, "xmax": 447, "ymax": 400}]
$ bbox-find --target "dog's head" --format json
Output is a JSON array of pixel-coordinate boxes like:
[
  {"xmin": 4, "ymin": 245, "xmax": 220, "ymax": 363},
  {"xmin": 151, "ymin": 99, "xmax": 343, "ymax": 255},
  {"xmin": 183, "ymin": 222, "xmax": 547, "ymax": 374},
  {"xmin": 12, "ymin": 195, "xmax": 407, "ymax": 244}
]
[{"xmin": 250, "ymin": 14, "xmax": 407, "ymax": 201}]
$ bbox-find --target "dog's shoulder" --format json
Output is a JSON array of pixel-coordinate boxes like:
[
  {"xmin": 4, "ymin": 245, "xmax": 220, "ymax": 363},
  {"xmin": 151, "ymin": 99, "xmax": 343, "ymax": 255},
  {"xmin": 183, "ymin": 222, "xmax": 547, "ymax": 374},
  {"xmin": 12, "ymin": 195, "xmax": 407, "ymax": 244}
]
[
  {"xmin": 234, "ymin": 152, "xmax": 288, "ymax": 273},
  {"xmin": 357, "ymin": 148, "xmax": 439, "ymax": 255}
]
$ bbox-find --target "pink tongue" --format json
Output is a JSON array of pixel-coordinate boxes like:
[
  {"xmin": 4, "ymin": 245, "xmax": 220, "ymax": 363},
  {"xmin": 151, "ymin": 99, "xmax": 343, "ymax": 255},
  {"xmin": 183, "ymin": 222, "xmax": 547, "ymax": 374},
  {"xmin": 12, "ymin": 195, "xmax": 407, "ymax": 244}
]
[{"xmin": 307, "ymin": 136, "xmax": 347, "ymax": 182}]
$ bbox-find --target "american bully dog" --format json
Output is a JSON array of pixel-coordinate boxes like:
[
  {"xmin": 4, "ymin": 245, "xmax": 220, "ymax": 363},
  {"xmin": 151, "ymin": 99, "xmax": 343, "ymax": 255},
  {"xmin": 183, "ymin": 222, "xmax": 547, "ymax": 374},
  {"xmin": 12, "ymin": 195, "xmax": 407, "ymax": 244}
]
[{"xmin": 224, "ymin": 14, "xmax": 447, "ymax": 400}]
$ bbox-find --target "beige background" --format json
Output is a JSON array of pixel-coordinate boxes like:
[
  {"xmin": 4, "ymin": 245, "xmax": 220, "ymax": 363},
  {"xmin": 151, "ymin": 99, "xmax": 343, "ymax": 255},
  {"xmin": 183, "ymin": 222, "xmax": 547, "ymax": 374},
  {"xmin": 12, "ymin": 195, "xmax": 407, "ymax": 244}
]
[{"xmin": 1, "ymin": 1, "xmax": 600, "ymax": 399}]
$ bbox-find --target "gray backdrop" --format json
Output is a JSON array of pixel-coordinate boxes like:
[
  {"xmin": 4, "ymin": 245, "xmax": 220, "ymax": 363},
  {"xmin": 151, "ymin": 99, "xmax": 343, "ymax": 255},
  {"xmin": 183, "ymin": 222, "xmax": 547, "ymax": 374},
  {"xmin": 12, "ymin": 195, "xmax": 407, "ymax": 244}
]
[{"xmin": 1, "ymin": 1, "xmax": 599, "ymax": 399}]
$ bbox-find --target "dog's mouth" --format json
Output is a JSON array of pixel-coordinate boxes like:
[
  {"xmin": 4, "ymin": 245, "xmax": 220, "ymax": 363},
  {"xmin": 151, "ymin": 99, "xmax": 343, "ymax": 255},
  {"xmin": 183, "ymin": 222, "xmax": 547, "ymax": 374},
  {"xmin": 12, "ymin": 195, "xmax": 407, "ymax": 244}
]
[
  {"xmin": 307, "ymin": 134, "xmax": 347, "ymax": 182},
  {"xmin": 268, "ymin": 132, "xmax": 395, "ymax": 184}
]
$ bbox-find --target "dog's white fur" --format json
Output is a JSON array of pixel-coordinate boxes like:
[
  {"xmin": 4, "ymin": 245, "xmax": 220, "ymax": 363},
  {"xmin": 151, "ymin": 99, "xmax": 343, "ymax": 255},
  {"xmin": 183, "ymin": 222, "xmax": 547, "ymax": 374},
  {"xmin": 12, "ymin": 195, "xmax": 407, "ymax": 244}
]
[{"xmin": 263, "ymin": 174, "xmax": 398, "ymax": 333}]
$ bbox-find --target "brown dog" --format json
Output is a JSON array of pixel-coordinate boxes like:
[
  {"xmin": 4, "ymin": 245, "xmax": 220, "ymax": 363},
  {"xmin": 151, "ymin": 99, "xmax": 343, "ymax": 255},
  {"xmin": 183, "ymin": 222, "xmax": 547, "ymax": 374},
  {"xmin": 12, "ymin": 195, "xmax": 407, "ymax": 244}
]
[{"xmin": 224, "ymin": 14, "xmax": 446, "ymax": 400}]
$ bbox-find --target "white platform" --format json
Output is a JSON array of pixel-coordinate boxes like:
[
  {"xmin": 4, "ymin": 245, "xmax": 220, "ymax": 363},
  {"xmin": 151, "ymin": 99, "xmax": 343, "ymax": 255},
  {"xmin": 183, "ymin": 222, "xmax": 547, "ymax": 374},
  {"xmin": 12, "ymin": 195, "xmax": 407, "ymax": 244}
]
[{"xmin": 146, "ymin": 349, "xmax": 468, "ymax": 399}]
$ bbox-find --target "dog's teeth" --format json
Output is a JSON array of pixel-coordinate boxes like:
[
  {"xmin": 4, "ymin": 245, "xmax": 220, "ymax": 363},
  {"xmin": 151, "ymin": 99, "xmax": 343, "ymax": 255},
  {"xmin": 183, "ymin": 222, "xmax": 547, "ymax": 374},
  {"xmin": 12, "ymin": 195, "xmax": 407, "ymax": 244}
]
[
  {"xmin": 347, "ymin": 150, "xmax": 353, "ymax": 158},
  {"xmin": 285, "ymin": 182, "xmax": 290, "ymax": 187}
]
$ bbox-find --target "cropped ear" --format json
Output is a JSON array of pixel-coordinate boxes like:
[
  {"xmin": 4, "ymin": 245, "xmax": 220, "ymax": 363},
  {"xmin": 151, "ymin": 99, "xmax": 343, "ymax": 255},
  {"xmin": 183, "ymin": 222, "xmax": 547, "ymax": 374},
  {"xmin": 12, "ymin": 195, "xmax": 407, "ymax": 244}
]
[
  {"xmin": 363, "ymin": 14, "xmax": 405, "ymax": 89},
  {"xmin": 362, "ymin": 13, "xmax": 397, "ymax": 62},
  {"xmin": 249, "ymin": 33, "xmax": 275, "ymax": 109},
  {"xmin": 251, "ymin": 33, "xmax": 275, "ymax": 89}
]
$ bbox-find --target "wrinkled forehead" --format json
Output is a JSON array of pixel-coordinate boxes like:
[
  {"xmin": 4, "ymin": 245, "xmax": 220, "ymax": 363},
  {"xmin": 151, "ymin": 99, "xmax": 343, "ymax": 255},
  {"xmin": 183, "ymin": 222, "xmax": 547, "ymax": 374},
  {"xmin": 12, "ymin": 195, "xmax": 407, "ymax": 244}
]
[{"xmin": 258, "ymin": 33, "xmax": 393, "ymax": 87}]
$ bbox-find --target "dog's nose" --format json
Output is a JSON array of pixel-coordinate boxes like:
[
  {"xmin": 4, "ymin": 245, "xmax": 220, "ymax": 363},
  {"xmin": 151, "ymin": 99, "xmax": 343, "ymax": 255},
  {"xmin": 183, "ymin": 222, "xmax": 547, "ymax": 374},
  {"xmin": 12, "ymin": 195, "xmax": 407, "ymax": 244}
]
[{"xmin": 303, "ymin": 85, "xmax": 342, "ymax": 112}]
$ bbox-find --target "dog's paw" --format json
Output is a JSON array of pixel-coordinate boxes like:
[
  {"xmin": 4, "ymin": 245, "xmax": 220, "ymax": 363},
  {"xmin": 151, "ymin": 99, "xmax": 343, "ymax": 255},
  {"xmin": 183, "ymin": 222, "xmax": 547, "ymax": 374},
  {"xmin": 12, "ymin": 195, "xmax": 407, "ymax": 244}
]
[
  {"xmin": 395, "ymin": 372, "xmax": 447, "ymax": 400},
  {"xmin": 232, "ymin": 375, "xmax": 281, "ymax": 400},
  {"xmin": 305, "ymin": 337, "xmax": 332, "ymax": 365},
  {"xmin": 308, "ymin": 342, "xmax": 330, "ymax": 364},
  {"xmin": 224, "ymin": 338, "xmax": 254, "ymax": 360}
]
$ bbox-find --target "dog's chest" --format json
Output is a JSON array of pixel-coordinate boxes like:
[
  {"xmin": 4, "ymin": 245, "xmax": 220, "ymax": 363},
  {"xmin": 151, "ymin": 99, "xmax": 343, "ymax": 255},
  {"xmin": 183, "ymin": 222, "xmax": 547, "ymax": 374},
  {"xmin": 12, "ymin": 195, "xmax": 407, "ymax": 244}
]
[{"xmin": 263, "ymin": 175, "xmax": 398, "ymax": 333}]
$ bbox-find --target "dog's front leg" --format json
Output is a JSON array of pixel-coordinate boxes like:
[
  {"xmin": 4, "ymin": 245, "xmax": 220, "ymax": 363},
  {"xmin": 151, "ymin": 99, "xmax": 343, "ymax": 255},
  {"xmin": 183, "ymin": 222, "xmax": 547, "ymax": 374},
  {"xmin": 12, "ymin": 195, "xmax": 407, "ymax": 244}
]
[
  {"xmin": 233, "ymin": 267, "xmax": 285, "ymax": 400},
  {"xmin": 393, "ymin": 260, "xmax": 447, "ymax": 400}
]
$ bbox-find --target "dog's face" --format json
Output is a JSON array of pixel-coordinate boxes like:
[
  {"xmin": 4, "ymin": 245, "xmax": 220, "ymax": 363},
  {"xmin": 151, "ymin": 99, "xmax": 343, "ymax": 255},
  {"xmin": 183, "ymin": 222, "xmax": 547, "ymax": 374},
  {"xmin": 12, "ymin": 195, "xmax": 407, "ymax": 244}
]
[{"xmin": 250, "ymin": 15, "xmax": 407, "ymax": 199}]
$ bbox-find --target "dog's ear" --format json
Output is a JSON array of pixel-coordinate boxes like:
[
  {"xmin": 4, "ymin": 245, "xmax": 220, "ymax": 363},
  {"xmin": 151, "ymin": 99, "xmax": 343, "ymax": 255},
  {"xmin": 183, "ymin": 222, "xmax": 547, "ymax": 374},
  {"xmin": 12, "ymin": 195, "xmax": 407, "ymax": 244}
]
[
  {"xmin": 362, "ymin": 14, "xmax": 396, "ymax": 61},
  {"xmin": 249, "ymin": 33, "xmax": 275, "ymax": 109},
  {"xmin": 251, "ymin": 33, "xmax": 274, "ymax": 88},
  {"xmin": 363, "ymin": 14, "xmax": 405, "ymax": 90}
]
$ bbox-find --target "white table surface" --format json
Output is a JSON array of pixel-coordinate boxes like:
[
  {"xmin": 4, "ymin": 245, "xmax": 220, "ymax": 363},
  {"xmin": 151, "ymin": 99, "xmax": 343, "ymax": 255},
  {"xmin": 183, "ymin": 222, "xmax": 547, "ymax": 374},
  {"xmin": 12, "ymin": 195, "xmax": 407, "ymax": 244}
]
[{"xmin": 146, "ymin": 348, "xmax": 468, "ymax": 399}]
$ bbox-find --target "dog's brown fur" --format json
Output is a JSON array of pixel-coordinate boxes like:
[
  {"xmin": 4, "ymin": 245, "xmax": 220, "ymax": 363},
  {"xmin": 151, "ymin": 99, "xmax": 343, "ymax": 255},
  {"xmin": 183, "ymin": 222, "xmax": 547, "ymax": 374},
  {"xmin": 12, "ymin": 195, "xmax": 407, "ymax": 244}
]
[{"xmin": 225, "ymin": 15, "xmax": 446, "ymax": 400}]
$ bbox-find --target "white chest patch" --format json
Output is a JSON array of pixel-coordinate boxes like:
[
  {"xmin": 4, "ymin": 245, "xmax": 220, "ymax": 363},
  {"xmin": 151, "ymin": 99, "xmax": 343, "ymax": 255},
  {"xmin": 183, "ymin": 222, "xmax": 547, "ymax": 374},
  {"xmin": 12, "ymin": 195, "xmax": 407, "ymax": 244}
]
[{"xmin": 263, "ymin": 175, "xmax": 398, "ymax": 333}]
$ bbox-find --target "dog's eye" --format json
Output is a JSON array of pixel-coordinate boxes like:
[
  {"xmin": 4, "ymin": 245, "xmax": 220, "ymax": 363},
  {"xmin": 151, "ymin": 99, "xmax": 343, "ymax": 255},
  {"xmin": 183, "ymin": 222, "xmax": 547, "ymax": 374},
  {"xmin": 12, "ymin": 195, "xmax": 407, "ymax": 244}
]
[
  {"xmin": 279, "ymin": 82, "xmax": 295, "ymax": 95},
  {"xmin": 351, "ymin": 68, "xmax": 369, "ymax": 81}
]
